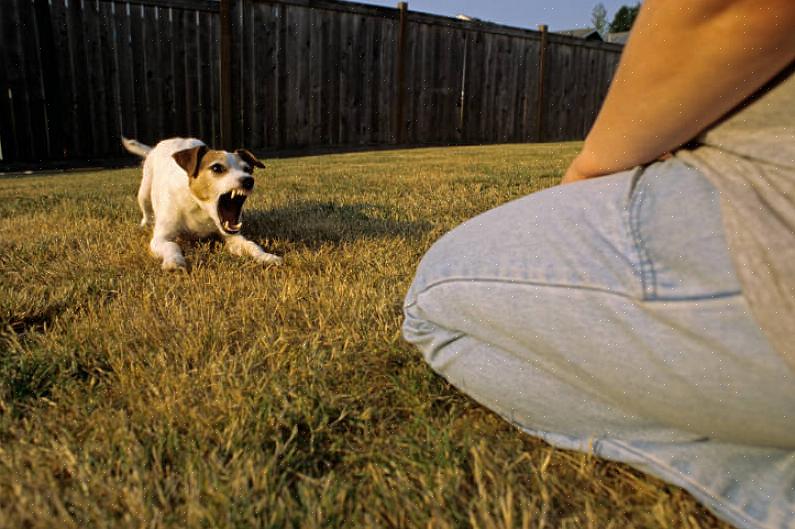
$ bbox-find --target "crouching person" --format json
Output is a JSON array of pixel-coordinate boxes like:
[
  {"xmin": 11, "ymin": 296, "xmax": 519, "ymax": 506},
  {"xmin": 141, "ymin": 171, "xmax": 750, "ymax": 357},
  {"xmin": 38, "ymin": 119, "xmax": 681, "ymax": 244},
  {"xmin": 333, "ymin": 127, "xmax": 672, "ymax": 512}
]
[{"xmin": 403, "ymin": 1, "xmax": 795, "ymax": 528}]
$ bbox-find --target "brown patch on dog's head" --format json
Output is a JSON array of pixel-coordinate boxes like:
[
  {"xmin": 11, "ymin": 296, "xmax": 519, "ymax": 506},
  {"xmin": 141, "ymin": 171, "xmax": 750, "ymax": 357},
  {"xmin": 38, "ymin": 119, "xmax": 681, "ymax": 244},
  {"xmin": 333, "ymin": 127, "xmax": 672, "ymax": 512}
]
[
  {"xmin": 187, "ymin": 150, "xmax": 232, "ymax": 202},
  {"xmin": 235, "ymin": 149, "xmax": 265, "ymax": 170},
  {"xmin": 172, "ymin": 145, "xmax": 209, "ymax": 178}
]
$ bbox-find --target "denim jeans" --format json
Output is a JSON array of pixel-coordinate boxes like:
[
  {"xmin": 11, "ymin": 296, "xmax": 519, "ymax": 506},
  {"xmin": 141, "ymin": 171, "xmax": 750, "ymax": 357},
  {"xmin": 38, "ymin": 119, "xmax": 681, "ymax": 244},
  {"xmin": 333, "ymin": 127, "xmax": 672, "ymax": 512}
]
[{"xmin": 403, "ymin": 159, "xmax": 795, "ymax": 529}]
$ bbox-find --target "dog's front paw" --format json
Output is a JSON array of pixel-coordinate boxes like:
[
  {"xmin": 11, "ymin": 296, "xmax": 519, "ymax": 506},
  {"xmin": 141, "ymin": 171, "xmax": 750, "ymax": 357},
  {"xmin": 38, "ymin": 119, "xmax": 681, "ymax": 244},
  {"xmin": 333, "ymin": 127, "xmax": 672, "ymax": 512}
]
[
  {"xmin": 162, "ymin": 257, "xmax": 188, "ymax": 272},
  {"xmin": 255, "ymin": 253, "xmax": 283, "ymax": 266}
]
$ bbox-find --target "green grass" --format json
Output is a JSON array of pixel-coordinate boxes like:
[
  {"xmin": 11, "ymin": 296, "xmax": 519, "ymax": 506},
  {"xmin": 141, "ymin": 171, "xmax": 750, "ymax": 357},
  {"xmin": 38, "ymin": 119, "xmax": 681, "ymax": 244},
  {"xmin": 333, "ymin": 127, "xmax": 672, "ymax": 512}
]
[{"xmin": 0, "ymin": 143, "xmax": 728, "ymax": 528}]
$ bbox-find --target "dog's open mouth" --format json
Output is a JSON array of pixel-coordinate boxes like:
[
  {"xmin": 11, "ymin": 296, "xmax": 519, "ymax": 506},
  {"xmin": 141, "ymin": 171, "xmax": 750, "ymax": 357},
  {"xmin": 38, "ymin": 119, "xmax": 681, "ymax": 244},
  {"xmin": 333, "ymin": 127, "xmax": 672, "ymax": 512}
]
[{"xmin": 217, "ymin": 189, "xmax": 247, "ymax": 234}]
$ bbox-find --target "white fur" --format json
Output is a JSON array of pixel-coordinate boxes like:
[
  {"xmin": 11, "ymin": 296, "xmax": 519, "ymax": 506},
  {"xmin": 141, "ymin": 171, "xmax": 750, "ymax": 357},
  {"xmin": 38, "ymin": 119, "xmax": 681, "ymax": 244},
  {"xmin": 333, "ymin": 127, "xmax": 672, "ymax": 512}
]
[{"xmin": 123, "ymin": 137, "xmax": 282, "ymax": 271}]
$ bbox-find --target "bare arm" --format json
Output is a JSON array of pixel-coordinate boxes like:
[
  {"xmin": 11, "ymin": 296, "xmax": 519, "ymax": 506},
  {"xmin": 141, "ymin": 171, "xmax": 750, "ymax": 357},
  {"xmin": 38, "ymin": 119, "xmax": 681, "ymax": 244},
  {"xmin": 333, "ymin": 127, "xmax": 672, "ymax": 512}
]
[{"xmin": 562, "ymin": 0, "xmax": 795, "ymax": 184}]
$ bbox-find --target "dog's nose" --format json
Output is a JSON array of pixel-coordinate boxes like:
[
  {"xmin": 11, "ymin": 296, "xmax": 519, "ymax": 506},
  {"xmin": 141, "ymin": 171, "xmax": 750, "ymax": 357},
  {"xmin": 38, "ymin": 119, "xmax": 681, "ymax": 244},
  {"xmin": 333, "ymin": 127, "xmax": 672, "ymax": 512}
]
[{"xmin": 240, "ymin": 176, "xmax": 254, "ymax": 191}]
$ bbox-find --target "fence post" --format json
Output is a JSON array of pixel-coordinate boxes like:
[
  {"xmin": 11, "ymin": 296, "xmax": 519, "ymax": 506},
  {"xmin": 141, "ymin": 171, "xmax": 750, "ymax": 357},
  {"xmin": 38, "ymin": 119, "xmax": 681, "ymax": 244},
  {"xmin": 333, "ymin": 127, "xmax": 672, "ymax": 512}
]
[
  {"xmin": 220, "ymin": 0, "xmax": 234, "ymax": 149},
  {"xmin": 535, "ymin": 24, "xmax": 548, "ymax": 142},
  {"xmin": 394, "ymin": 1, "xmax": 408, "ymax": 144}
]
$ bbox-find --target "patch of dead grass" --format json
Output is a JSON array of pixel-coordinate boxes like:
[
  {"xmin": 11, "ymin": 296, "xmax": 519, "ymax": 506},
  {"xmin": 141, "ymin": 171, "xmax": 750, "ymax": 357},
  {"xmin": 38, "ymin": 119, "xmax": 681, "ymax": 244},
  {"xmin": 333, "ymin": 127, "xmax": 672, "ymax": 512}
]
[{"xmin": 0, "ymin": 143, "xmax": 728, "ymax": 528}]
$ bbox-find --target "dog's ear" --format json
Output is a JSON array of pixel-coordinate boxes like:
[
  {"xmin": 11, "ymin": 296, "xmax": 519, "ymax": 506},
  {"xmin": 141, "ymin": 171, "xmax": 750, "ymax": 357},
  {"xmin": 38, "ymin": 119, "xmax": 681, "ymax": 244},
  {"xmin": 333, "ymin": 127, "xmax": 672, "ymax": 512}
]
[
  {"xmin": 235, "ymin": 149, "xmax": 266, "ymax": 169},
  {"xmin": 172, "ymin": 145, "xmax": 208, "ymax": 178}
]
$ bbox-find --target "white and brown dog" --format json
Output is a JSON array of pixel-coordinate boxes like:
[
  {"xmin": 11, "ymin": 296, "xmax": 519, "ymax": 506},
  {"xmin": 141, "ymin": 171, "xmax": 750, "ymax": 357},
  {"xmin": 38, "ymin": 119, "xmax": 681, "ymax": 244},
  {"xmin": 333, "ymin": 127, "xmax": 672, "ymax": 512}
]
[{"xmin": 122, "ymin": 137, "xmax": 282, "ymax": 271}]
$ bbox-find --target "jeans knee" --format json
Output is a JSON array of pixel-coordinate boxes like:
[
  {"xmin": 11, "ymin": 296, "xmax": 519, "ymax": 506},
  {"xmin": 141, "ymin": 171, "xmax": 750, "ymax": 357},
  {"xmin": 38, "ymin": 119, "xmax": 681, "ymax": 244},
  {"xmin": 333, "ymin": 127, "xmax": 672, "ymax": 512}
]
[{"xmin": 402, "ymin": 299, "xmax": 465, "ymax": 373}]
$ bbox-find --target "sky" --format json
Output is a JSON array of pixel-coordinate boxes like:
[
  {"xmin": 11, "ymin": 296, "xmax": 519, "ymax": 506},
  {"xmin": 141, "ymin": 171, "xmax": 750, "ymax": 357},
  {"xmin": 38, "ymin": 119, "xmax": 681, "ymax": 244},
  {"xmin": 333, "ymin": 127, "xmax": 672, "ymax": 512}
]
[{"xmin": 351, "ymin": 0, "xmax": 634, "ymax": 32}]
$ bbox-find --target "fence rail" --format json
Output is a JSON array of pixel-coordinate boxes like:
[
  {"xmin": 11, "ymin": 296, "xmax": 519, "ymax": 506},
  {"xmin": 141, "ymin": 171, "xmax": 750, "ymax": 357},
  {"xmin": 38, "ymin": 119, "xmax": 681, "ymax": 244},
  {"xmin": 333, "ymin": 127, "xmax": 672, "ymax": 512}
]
[{"xmin": 0, "ymin": 0, "xmax": 623, "ymax": 165}]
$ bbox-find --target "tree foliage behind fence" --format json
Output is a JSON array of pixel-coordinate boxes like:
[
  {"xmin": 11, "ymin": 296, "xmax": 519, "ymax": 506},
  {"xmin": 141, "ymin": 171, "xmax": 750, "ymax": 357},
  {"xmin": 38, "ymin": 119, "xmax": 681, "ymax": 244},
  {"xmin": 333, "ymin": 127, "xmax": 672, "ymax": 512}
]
[{"xmin": 0, "ymin": 0, "xmax": 623, "ymax": 165}]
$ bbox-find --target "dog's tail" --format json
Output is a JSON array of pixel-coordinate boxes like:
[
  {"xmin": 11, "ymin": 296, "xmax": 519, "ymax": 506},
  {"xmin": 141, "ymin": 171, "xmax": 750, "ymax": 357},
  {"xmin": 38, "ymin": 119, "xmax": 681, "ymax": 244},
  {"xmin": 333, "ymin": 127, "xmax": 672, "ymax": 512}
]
[{"xmin": 121, "ymin": 137, "xmax": 152, "ymax": 158}]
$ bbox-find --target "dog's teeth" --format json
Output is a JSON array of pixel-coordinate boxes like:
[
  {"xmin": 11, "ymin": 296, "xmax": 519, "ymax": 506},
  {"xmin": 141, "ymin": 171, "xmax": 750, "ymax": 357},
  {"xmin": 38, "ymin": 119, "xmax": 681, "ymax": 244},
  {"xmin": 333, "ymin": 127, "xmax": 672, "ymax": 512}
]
[
  {"xmin": 232, "ymin": 222, "xmax": 242, "ymax": 230},
  {"xmin": 231, "ymin": 190, "xmax": 237, "ymax": 198}
]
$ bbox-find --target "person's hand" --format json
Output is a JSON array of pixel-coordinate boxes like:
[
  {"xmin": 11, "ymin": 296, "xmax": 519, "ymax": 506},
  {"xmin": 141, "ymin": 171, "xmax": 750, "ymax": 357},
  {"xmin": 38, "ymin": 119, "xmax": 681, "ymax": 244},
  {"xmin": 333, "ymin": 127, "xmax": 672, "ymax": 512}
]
[
  {"xmin": 561, "ymin": 154, "xmax": 603, "ymax": 185},
  {"xmin": 561, "ymin": 159, "xmax": 589, "ymax": 185}
]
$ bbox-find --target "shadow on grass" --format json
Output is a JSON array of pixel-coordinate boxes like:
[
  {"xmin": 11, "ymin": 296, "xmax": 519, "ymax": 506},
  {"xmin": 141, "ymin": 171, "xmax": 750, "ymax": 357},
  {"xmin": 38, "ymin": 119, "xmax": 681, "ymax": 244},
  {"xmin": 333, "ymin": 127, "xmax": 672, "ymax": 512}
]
[{"xmin": 244, "ymin": 201, "xmax": 431, "ymax": 247}]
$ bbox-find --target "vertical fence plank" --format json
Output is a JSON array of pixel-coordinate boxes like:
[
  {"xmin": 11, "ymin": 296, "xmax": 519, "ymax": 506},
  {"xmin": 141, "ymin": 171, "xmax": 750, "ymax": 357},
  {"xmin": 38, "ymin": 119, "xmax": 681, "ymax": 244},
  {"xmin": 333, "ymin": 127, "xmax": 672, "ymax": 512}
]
[
  {"xmin": 100, "ymin": 0, "xmax": 122, "ymax": 153},
  {"xmin": 352, "ymin": 12, "xmax": 366, "ymax": 144},
  {"xmin": 442, "ymin": 28, "xmax": 459, "ymax": 144},
  {"xmin": 194, "ymin": 9, "xmax": 207, "ymax": 141},
  {"xmin": 492, "ymin": 35, "xmax": 504, "ymax": 142},
  {"xmin": 1, "ymin": 0, "xmax": 26, "ymax": 161},
  {"xmin": 481, "ymin": 33, "xmax": 497, "ymax": 143},
  {"xmin": 7, "ymin": 0, "xmax": 37, "ymax": 160},
  {"xmin": 0, "ymin": 1, "xmax": 15, "ymax": 161},
  {"xmin": 130, "ymin": 3, "xmax": 151, "ymax": 144},
  {"xmin": 394, "ymin": 1, "xmax": 408, "ymax": 144},
  {"xmin": 275, "ymin": 4, "xmax": 287, "ymax": 148},
  {"xmin": 241, "ymin": 0, "xmax": 254, "ymax": 146},
  {"xmin": 209, "ymin": 11, "xmax": 221, "ymax": 146},
  {"xmin": 519, "ymin": 39, "xmax": 539, "ymax": 142},
  {"xmin": 219, "ymin": 0, "xmax": 233, "ymax": 148},
  {"xmin": 197, "ymin": 11, "xmax": 211, "ymax": 142},
  {"xmin": 170, "ymin": 6, "xmax": 187, "ymax": 137},
  {"xmin": 510, "ymin": 37, "xmax": 524, "ymax": 142},
  {"xmin": 20, "ymin": 0, "xmax": 50, "ymax": 159},
  {"xmin": 34, "ymin": 0, "xmax": 64, "ymax": 159},
  {"xmin": 535, "ymin": 24, "xmax": 548, "ymax": 142},
  {"xmin": 160, "ymin": 7, "xmax": 176, "ymax": 139},
  {"xmin": 143, "ymin": 5, "xmax": 163, "ymax": 141},
  {"xmin": 462, "ymin": 30, "xmax": 480, "ymax": 143},
  {"xmin": 309, "ymin": 7, "xmax": 324, "ymax": 146},
  {"xmin": 455, "ymin": 30, "xmax": 467, "ymax": 143},
  {"xmin": 402, "ymin": 18, "xmax": 415, "ymax": 143},
  {"xmin": 261, "ymin": 3, "xmax": 279, "ymax": 147},
  {"xmin": 428, "ymin": 26, "xmax": 441, "ymax": 144},
  {"xmin": 249, "ymin": 1, "xmax": 265, "ymax": 148},
  {"xmin": 297, "ymin": 5, "xmax": 311, "ymax": 146},
  {"xmin": 327, "ymin": 8, "xmax": 341, "ymax": 145},
  {"xmin": 494, "ymin": 34, "xmax": 507, "ymax": 142},
  {"xmin": 315, "ymin": 8, "xmax": 330, "ymax": 145},
  {"xmin": 115, "ymin": 2, "xmax": 138, "ymax": 140},
  {"xmin": 336, "ymin": 12, "xmax": 350, "ymax": 145},
  {"xmin": 181, "ymin": 10, "xmax": 197, "ymax": 138},
  {"xmin": 82, "ymin": 0, "xmax": 109, "ymax": 154},
  {"xmin": 283, "ymin": 5, "xmax": 298, "ymax": 145},
  {"xmin": 363, "ymin": 16, "xmax": 376, "ymax": 144},
  {"xmin": 380, "ymin": 18, "xmax": 396, "ymax": 144}
]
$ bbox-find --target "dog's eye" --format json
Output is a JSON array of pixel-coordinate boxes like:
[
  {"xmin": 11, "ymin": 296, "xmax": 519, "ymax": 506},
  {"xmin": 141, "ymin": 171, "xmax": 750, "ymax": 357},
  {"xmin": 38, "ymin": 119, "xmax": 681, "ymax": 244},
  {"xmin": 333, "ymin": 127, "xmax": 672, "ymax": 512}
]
[
  {"xmin": 210, "ymin": 163, "xmax": 225, "ymax": 173},
  {"xmin": 241, "ymin": 165, "xmax": 251, "ymax": 173}
]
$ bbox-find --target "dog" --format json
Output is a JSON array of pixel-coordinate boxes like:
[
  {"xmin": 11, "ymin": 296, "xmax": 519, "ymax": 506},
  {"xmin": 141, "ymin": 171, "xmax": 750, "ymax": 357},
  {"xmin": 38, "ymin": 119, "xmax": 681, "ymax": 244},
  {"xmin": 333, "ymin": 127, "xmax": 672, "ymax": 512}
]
[{"xmin": 122, "ymin": 137, "xmax": 282, "ymax": 271}]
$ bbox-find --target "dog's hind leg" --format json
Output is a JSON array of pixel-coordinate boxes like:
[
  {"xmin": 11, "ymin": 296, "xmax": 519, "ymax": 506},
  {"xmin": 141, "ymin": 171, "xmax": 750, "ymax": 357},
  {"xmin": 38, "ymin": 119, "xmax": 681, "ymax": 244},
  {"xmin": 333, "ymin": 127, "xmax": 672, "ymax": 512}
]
[
  {"xmin": 137, "ymin": 161, "xmax": 155, "ymax": 227},
  {"xmin": 225, "ymin": 235, "xmax": 283, "ymax": 266}
]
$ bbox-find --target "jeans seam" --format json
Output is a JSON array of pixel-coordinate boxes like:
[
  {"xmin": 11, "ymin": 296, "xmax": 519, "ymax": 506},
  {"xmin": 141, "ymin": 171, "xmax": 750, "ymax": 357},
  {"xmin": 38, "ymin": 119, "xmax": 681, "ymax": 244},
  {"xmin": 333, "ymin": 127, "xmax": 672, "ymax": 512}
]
[
  {"xmin": 407, "ymin": 277, "xmax": 743, "ymax": 307},
  {"xmin": 627, "ymin": 170, "xmax": 658, "ymax": 300}
]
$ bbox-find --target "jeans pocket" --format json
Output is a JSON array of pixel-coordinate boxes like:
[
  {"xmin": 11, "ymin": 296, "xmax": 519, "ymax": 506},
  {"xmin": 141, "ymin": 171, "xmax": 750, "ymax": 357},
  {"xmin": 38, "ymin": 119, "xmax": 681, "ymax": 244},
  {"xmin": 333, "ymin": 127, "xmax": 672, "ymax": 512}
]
[{"xmin": 627, "ymin": 159, "xmax": 740, "ymax": 300}]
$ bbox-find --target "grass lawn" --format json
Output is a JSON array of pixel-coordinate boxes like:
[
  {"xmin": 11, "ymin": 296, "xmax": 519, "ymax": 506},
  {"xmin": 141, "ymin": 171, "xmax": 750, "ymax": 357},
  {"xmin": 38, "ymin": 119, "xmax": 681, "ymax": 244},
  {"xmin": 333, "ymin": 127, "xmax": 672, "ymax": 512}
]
[{"xmin": 0, "ymin": 143, "xmax": 728, "ymax": 528}]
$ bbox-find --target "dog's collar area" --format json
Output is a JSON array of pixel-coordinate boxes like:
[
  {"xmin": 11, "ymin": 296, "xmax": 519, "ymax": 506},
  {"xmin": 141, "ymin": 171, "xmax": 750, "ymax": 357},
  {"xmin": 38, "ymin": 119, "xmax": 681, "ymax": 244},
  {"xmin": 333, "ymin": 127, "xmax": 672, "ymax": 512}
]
[{"xmin": 217, "ymin": 189, "xmax": 248, "ymax": 234}]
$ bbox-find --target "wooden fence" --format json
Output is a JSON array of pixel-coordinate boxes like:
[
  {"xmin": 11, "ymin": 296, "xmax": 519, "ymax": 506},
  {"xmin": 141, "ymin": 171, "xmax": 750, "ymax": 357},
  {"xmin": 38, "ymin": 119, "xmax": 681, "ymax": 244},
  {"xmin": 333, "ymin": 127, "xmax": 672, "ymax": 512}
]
[{"xmin": 0, "ymin": 0, "xmax": 624, "ymax": 166}]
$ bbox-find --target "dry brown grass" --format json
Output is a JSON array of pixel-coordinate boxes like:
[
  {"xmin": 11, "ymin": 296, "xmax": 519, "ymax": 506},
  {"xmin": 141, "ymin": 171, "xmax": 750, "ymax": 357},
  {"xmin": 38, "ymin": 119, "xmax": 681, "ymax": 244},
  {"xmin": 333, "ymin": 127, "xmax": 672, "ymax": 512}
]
[{"xmin": 0, "ymin": 143, "xmax": 729, "ymax": 528}]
